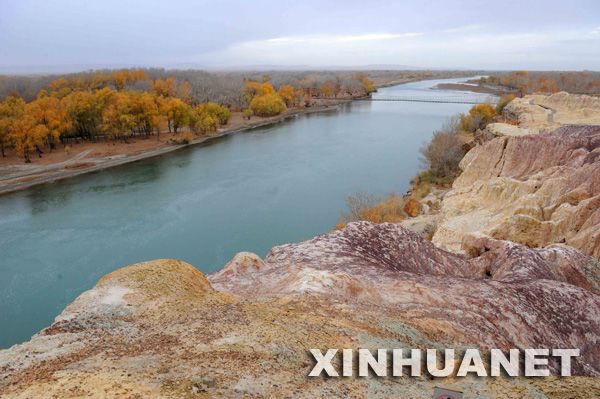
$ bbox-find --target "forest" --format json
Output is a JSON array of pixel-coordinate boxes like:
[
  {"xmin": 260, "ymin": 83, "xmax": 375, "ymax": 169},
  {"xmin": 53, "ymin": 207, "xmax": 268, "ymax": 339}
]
[
  {"xmin": 481, "ymin": 71, "xmax": 600, "ymax": 96},
  {"xmin": 0, "ymin": 69, "xmax": 384, "ymax": 162},
  {"xmin": 0, "ymin": 69, "xmax": 481, "ymax": 163}
]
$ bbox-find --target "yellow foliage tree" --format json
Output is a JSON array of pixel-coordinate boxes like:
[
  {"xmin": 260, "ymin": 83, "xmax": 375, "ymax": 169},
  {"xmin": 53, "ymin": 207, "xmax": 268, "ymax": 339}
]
[
  {"xmin": 460, "ymin": 103, "xmax": 496, "ymax": 132},
  {"xmin": 101, "ymin": 91, "xmax": 134, "ymax": 140},
  {"xmin": 190, "ymin": 102, "xmax": 230, "ymax": 135},
  {"xmin": 278, "ymin": 85, "xmax": 296, "ymax": 107},
  {"xmin": 249, "ymin": 93, "xmax": 286, "ymax": 117},
  {"xmin": 320, "ymin": 81, "xmax": 334, "ymax": 98},
  {"xmin": 0, "ymin": 95, "xmax": 25, "ymax": 157},
  {"xmin": 27, "ymin": 92, "xmax": 71, "ymax": 149},
  {"xmin": 159, "ymin": 97, "xmax": 191, "ymax": 133},
  {"xmin": 11, "ymin": 106, "xmax": 47, "ymax": 162}
]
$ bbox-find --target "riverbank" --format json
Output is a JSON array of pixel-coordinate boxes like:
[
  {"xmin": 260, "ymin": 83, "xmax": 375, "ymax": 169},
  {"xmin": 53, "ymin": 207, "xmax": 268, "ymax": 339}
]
[
  {"xmin": 434, "ymin": 82, "xmax": 516, "ymax": 95},
  {"xmin": 0, "ymin": 74, "xmax": 482, "ymax": 196},
  {"xmin": 0, "ymin": 101, "xmax": 351, "ymax": 195}
]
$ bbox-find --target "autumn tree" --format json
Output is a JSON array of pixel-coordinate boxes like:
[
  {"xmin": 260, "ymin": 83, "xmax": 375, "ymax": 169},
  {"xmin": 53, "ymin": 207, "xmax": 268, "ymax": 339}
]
[
  {"xmin": 113, "ymin": 69, "xmax": 148, "ymax": 91},
  {"xmin": 152, "ymin": 77, "xmax": 177, "ymax": 98},
  {"xmin": 129, "ymin": 92, "xmax": 160, "ymax": 135},
  {"xmin": 189, "ymin": 102, "xmax": 231, "ymax": 135},
  {"xmin": 249, "ymin": 93, "xmax": 286, "ymax": 117},
  {"xmin": 0, "ymin": 95, "xmax": 25, "ymax": 156},
  {"xmin": 27, "ymin": 92, "xmax": 71, "ymax": 150},
  {"xmin": 319, "ymin": 81, "xmax": 334, "ymax": 98},
  {"xmin": 278, "ymin": 85, "xmax": 296, "ymax": 107},
  {"xmin": 62, "ymin": 89, "xmax": 107, "ymax": 139},
  {"xmin": 11, "ymin": 107, "xmax": 46, "ymax": 162},
  {"xmin": 353, "ymin": 73, "xmax": 375, "ymax": 95},
  {"xmin": 160, "ymin": 97, "xmax": 191, "ymax": 133},
  {"xmin": 361, "ymin": 77, "xmax": 375, "ymax": 94},
  {"xmin": 101, "ymin": 91, "xmax": 134, "ymax": 140}
]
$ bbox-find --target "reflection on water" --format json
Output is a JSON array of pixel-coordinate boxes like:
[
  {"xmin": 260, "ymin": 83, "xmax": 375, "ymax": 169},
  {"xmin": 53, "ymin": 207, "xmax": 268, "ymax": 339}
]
[{"xmin": 0, "ymin": 77, "xmax": 482, "ymax": 348}]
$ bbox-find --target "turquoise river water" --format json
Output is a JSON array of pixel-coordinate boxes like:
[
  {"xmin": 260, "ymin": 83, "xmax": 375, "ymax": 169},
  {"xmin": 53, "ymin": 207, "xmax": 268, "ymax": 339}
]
[{"xmin": 0, "ymin": 77, "xmax": 493, "ymax": 348}]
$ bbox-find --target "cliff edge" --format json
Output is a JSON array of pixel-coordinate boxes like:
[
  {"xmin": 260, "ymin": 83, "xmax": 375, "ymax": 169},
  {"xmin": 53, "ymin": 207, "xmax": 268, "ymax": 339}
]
[{"xmin": 1, "ymin": 224, "xmax": 599, "ymax": 398}]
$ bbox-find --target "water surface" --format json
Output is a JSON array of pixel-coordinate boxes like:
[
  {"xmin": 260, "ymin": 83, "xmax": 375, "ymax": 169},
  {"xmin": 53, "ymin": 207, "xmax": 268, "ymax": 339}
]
[{"xmin": 0, "ymin": 77, "xmax": 492, "ymax": 348}]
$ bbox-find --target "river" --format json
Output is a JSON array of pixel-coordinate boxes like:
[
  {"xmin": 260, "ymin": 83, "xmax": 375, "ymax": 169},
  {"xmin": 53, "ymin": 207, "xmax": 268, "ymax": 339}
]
[{"xmin": 0, "ymin": 77, "xmax": 494, "ymax": 348}]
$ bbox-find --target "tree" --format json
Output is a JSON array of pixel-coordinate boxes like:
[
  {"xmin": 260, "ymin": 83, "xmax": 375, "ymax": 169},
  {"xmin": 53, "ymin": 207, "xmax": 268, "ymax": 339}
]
[
  {"xmin": 129, "ymin": 92, "xmax": 160, "ymax": 135},
  {"xmin": 189, "ymin": 102, "xmax": 231, "ymax": 135},
  {"xmin": 320, "ymin": 81, "xmax": 334, "ymax": 98},
  {"xmin": 62, "ymin": 89, "xmax": 107, "ymax": 139},
  {"xmin": 0, "ymin": 95, "xmax": 25, "ymax": 156},
  {"xmin": 152, "ymin": 77, "xmax": 177, "ymax": 98},
  {"xmin": 159, "ymin": 97, "xmax": 191, "ymax": 133},
  {"xmin": 101, "ymin": 91, "xmax": 134, "ymax": 140},
  {"xmin": 27, "ymin": 92, "xmax": 71, "ymax": 150},
  {"xmin": 278, "ymin": 85, "xmax": 296, "ymax": 107},
  {"xmin": 361, "ymin": 77, "xmax": 375, "ymax": 94},
  {"xmin": 11, "ymin": 106, "xmax": 46, "ymax": 162},
  {"xmin": 249, "ymin": 93, "xmax": 286, "ymax": 117}
]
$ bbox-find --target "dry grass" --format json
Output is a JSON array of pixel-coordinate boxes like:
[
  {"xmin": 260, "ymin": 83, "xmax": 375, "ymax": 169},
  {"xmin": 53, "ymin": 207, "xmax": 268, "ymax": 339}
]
[{"xmin": 337, "ymin": 193, "xmax": 406, "ymax": 228}]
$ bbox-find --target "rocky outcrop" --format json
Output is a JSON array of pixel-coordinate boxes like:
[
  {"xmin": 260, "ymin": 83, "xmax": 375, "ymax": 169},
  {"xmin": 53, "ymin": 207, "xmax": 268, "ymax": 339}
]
[
  {"xmin": 1, "ymin": 223, "xmax": 599, "ymax": 398},
  {"xmin": 433, "ymin": 125, "xmax": 600, "ymax": 259},
  {"xmin": 483, "ymin": 122, "xmax": 531, "ymax": 137},
  {"xmin": 504, "ymin": 92, "xmax": 600, "ymax": 134}
]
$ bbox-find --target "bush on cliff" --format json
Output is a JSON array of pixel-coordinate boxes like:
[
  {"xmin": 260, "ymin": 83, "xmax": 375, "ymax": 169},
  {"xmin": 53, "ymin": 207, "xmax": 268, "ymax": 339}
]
[
  {"xmin": 337, "ymin": 193, "xmax": 406, "ymax": 228},
  {"xmin": 460, "ymin": 103, "xmax": 496, "ymax": 132},
  {"xmin": 420, "ymin": 116, "xmax": 466, "ymax": 179},
  {"xmin": 496, "ymin": 94, "xmax": 516, "ymax": 114}
]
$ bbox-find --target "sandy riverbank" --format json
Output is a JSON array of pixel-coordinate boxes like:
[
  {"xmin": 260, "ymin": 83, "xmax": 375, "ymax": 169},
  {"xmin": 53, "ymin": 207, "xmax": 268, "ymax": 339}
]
[
  {"xmin": 0, "ymin": 101, "xmax": 352, "ymax": 195},
  {"xmin": 434, "ymin": 82, "xmax": 515, "ymax": 95}
]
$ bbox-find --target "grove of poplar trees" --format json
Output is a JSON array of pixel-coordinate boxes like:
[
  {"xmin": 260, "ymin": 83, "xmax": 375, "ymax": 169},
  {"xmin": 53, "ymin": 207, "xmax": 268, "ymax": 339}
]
[{"xmin": 0, "ymin": 69, "xmax": 377, "ymax": 162}]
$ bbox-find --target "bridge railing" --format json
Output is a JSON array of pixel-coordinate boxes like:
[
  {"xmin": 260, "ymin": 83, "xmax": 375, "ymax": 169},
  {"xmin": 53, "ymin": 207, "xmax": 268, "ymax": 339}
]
[{"xmin": 366, "ymin": 95, "xmax": 497, "ymax": 104}]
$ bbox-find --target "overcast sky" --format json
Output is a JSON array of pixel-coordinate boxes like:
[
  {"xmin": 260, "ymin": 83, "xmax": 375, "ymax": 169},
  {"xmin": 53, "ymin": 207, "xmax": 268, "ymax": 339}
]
[{"xmin": 1, "ymin": 0, "xmax": 599, "ymax": 72}]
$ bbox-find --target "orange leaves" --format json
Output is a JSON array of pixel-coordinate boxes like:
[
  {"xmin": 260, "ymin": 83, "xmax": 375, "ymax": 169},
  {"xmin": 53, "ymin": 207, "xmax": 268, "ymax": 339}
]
[
  {"xmin": 278, "ymin": 85, "xmax": 296, "ymax": 107},
  {"xmin": 0, "ymin": 95, "xmax": 25, "ymax": 156},
  {"xmin": 28, "ymin": 95, "xmax": 71, "ymax": 147}
]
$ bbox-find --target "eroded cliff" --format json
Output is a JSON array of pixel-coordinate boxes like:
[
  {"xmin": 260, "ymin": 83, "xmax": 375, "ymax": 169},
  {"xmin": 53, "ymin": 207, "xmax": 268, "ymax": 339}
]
[
  {"xmin": 432, "ymin": 125, "xmax": 600, "ymax": 259},
  {"xmin": 1, "ymin": 223, "xmax": 599, "ymax": 398}
]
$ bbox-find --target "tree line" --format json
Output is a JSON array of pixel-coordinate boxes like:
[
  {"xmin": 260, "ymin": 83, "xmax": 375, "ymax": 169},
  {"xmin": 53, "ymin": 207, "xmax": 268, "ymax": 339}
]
[
  {"xmin": 0, "ymin": 69, "xmax": 381, "ymax": 162},
  {"xmin": 0, "ymin": 69, "xmax": 232, "ymax": 162},
  {"xmin": 481, "ymin": 71, "xmax": 600, "ymax": 96}
]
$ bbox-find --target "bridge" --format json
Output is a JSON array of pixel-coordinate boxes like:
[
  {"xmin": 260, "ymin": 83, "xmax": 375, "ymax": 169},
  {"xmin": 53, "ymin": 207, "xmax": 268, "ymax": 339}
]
[{"xmin": 360, "ymin": 95, "xmax": 497, "ymax": 105}]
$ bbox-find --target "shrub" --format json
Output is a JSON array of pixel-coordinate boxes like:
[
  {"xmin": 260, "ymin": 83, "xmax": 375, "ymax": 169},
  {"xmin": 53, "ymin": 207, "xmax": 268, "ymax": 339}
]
[
  {"xmin": 338, "ymin": 193, "xmax": 406, "ymax": 228},
  {"xmin": 496, "ymin": 94, "xmax": 515, "ymax": 114},
  {"xmin": 242, "ymin": 108, "xmax": 253, "ymax": 120},
  {"xmin": 420, "ymin": 116, "xmax": 466, "ymax": 179},
  {"xmin": 170, "ymin": 131, "xmax": 194, "ymax": 144},
  {"xmin": 460, "ymin": 103, "xmax": 496, "ymax": 132}
]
